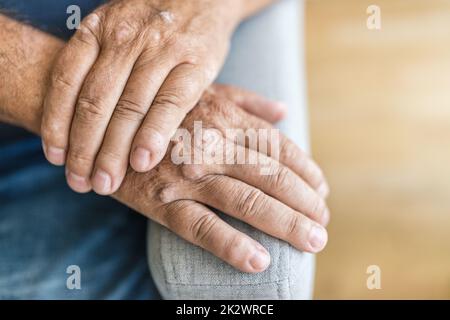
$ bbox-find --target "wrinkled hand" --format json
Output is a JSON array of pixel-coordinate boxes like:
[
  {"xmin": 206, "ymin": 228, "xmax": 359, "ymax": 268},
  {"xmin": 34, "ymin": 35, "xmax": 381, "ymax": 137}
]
[
  {"xmin": 114, "ymin": 85, "xmax": 330, "ymax": 273},
  {"xmin": 41, "ymin": 0, "xmax": 281, "ymax": 194}
]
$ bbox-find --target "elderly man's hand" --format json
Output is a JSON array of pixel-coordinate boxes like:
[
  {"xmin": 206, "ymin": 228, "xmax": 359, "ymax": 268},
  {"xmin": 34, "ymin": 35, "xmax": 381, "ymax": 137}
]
[
  {"xmin": 40, "ymin": 0, "xmax": 286, "ymax": 195},
  {"xmin": 113, "ymin": 84, "xmax": 330, "ymax": 273}
]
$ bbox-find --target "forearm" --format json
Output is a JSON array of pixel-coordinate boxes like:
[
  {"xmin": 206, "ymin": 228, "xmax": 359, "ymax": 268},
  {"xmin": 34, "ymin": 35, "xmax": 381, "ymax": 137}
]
[{"xmin": 0, "ymin": 14, "xmax": 63, "ymax": 134}]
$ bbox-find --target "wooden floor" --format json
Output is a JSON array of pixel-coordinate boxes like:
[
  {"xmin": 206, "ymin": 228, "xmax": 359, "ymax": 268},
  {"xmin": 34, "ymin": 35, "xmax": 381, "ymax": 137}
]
[{"xmin": 306, "ymin": 0, "xmax": 450, "ymax": 299}]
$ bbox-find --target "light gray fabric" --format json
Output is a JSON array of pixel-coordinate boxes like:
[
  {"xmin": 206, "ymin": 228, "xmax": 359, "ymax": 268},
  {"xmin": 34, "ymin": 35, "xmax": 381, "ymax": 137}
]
[{"xmin": 147, "ymin": 0, "xmax": 315, "ymax": 300}]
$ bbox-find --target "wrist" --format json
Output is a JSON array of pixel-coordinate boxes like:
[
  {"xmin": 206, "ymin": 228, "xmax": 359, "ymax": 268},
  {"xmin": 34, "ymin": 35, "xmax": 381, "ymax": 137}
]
[{"xmin": 0, "ymin": 14, "xmax": 63, "ymax": 135}]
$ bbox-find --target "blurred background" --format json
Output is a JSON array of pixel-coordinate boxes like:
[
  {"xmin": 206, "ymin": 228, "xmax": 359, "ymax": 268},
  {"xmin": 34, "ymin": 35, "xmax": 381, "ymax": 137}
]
[{"xmin": 306, "ymin": 0, "xmax": 450, "ymax": 299}]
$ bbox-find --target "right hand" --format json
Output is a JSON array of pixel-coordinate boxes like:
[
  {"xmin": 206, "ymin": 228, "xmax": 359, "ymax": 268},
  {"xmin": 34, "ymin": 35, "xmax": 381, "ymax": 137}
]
[{"xmin": 114, "ymin": 85, "xmax": 330, "ymax": 273}]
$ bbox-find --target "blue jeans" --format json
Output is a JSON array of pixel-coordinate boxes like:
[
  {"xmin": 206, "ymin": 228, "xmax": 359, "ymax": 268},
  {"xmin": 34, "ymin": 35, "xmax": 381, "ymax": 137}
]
[
  {"xmin": 0, "ymin": 0, "xmax": 159, "ymax": 299},
  {"xmin": 0, "ymin": 138, "xmax": 160, "ymax": 299}
]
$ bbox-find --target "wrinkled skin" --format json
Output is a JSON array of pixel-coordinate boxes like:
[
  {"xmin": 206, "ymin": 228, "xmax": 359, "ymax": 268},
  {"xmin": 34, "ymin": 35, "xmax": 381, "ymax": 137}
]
[
  {"xmin": 40, "ymin": 0, "xmax": 286, "ymax": 195},
  {"xmin": 113, "ymin": 85, "xmax": 330, "ymax": 273}
]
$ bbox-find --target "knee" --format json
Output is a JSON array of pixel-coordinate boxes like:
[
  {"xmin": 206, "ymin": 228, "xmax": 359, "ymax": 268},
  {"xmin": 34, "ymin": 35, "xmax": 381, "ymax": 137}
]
[{"xmin": 147, "ymin": 218, "xmax": 315, "ymax": 300}]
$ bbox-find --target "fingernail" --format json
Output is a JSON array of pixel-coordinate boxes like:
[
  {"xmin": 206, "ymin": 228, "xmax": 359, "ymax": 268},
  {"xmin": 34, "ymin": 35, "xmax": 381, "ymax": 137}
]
[
  {"xmin": 308, "ymin": 225, "xmax": 328, "ymax": 252},
  {"xmin": 66, "ymin": 170, "xmax": 91, "ymax": 193},
  {"xmin": 131, "ymin": 147, "xmax": 151, "ymax": 172},
  {"xmin": 42, "ymin": 141, "xmax": 65, "ymax": 166},
  {"xmin": 92, "ymin": 169, "xmax": 111, "ymax": 195},
  {"xmin": 249, "ymin": 246, "xmax": 271, "ymax": 271}
]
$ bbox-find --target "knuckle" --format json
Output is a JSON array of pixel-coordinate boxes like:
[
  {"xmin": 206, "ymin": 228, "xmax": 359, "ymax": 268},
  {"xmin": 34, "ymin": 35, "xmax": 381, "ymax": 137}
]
[
  {"xmin": 308, "ymin": 161, "xmax": 326, "ymax": 187},
  {"xmin": 50, "ymin": 69, "xmax": 74, "ymax": 90},
  {"xmin": 76, "ymin": 12, "xmax": 102, "ymax": 45},
  {"xmin": 311, "ymin": 197, "xmax": 327, "ymax": 219},
  {"xmin": 286, "ymin": 215, "xmax": 303, "ymax": 239},
  {"xmin": 181, "ymin": 164, "xmax": 206, "ymax": 181},
  {"xmin": 97, "ymin": 146, "xmax": 122, "ymax": 164},
  {"xmin": 144, "ymin": 28, "xmax": 163, "ymax": 46},
  {"xmin": 76, "ymin": 96, "xmax": 105, "ymax": 122},
  {"xmin": 153, "ymin": 91, "xmax": 184, "ymax": 112},
  {"xmin": 164, "ymin": 33, "xmax": 186, "ymax": 53},
  {"xmin": 114, "ymin": 99, "xmax": 147, "ymax": 122},
  {"xmin": 133, "ymin": 173, "xmax": 162, "ymax": 203},
  {"xmin": 162, "ymin": 201, "xmax": 190, "ymax": 230},
  {"xmin": 271, "ymin": 166, "xmax": 293, "ymax": 192},
  {"xmin": 159, "ymin": 183, "xmax": 181, "ymax": 204},
  {"xmin": 280, "ymin": 139, "xmax": 300, "ymax": 164},
  {"xmin": 109, "ymin": 21, "xmax": 140, "ymax": 47},
  {"xmin": 190, "ymin": 213, "xmax": 218, "ymax": 244},
  {"xmin": 182, "ymin": 48, "xmax": 203, "ymax": 66},
  {"xmin": 68, "ymin": 147, "xmax": 94, "ymax": 169},
  {"xmin": 236, "ymin": 188, "xmax": 265, "ymax": 219},
  {"xmin": 222, "ymin": 233, "xmax": 246, "ymax": 264},
  {"xmin": 141, "ymin": 22, "xmax": 168, "ymax": 48},
  {"xmin": 195, "ymin": 175, "xmax": 220, "ymax": 194}
]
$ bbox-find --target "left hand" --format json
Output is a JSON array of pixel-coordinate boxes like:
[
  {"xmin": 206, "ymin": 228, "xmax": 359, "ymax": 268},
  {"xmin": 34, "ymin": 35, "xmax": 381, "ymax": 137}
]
[{"xmin": 41, "ymin": 0, "xmax": 276, "ymax": 194}]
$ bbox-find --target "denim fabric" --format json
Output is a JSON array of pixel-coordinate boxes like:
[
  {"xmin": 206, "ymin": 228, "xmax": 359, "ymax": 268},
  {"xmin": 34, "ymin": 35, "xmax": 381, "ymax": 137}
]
[
  {"xmin": 0, "ymin": 0, "xmax": 105, "ymax": 145},
  {"xmin": 147, "ymin": 0, "xmax": 315, "ymax": 300},
  {"xmin": 0, "ymin": 0, "xmax": 159, "ymax": 299}
]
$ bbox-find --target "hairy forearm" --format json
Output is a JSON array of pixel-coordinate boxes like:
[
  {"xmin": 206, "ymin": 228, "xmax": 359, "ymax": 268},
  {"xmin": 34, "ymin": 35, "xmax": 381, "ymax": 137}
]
[{"xmin": 0, "ymin": 14, "xmax": 63, "ymax": 134}]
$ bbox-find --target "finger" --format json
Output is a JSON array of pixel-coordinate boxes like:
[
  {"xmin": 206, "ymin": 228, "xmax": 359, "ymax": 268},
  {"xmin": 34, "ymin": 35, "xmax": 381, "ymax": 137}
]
[
  {"xmin": 222, "ymin": 105, "xmax": 329, "ymax": 196},
  {"xmin": 212, "ymin": 84, "xmax": 287, "ymax": 123},
  {"xmin": 160, "ymin": 200, "xmax": 271, "ymax": 273},
  {"xmin": 187, "ymin": 175, "xmax": 328, "ymax": 253},
  {"xmin": 65, "ymin": 45, "xmax": 140, "ymax": 193},
  {"xmin": 130, "ymin": 63, "xmax": 209, "ymax": 173},
  {"xmin": 181, "ymin": 143, "xmax": 330, "ymax": 226},
  {"xmin": 41, "ymin": 13, "xmax": 102, "ymax": 166},
  {"xmin": 91, "ymin": 54, "xmax": 174, "ymax": 195}
]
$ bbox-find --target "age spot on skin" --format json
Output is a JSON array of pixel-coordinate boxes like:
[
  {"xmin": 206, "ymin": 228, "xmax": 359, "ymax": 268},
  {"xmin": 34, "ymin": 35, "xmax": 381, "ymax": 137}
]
[{"xmin": 159, "ymin": 11, "xmax": 175, "ymax": 24}]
